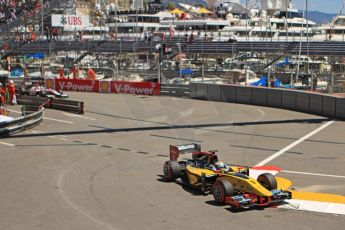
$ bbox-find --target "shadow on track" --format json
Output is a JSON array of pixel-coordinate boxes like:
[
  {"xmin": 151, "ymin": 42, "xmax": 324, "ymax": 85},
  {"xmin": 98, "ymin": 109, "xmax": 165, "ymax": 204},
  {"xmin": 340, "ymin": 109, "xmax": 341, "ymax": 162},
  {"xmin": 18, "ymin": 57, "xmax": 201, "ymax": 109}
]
[{"xmin": 7, "ymin": 118, "xmax": 330, "ymax": 139}]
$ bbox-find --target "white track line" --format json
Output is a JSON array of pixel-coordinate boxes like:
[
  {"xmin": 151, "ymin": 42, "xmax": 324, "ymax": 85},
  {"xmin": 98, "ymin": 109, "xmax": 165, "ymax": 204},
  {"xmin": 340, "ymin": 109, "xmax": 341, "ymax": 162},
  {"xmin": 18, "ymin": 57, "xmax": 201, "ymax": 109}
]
[
  {"xmin": 256, "ymin": 120, "xmax": 335, "ymax": 166},
  {"xmin": 0, "ymin": 141, "xmax": 15, "ymax": 147},
  {"xmin": 44, "ymin": 117, "xmax": 73, "ymax": 124},
  {"xmin": 62, "ymin": 112, "xmax": 96, "ymax": 121},
  {"xmin": 282, "ymin": 170, "xmax": 345, "ymax": 179},
  {"xmin": 8, "ymin": 109, "xmax": 74, "ymax": 124}
]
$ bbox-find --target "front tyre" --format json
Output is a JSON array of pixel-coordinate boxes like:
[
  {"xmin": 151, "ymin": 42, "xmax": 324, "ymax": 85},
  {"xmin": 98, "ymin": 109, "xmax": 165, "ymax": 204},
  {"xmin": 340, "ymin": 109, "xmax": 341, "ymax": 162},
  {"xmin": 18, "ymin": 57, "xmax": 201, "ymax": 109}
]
[
  {"xmin": 257, "ymin": 173, "xmax": 277, "ymax": 190},
  {"xmin": 212, "ymin": 178, "xmax": 234, "ymax": 203}
]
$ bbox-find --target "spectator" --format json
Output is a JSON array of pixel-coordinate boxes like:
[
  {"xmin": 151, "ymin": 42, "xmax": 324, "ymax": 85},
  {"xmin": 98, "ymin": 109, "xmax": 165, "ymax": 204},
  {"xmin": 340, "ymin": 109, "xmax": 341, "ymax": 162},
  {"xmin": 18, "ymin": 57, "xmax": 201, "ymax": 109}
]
[
  {"xmin": 71, "ymin": 64, "xmax": 78, "ymax": 79},
  {"xmin": 87, "ymin": 65, "xmax": 95, "ymax": 80},
  {"xmin": 59, "ymin": 65, "xmax": 64, "ymax": 79}
]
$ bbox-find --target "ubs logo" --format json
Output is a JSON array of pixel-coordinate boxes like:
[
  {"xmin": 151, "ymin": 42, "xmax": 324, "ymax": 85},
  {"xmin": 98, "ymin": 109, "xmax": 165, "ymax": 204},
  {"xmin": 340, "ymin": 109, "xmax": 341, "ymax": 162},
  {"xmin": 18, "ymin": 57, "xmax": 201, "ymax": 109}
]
[{"xmin": 60, "ymin": 16, "xmax": 67, "ymax": 25}]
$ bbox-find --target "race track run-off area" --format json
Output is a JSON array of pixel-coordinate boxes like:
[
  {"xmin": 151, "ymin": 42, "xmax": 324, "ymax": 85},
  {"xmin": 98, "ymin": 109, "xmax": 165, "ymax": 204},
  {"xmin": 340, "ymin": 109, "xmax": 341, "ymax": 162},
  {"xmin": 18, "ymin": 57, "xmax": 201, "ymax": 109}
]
[{"xmin": 0, "ymin": 92, "xmax": 344, "ymax": 230}]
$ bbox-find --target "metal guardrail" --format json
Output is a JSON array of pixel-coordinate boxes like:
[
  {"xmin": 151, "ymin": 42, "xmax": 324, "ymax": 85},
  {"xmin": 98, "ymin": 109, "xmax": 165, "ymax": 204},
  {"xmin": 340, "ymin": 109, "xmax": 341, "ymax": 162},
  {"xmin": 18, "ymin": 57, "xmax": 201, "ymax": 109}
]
[
  {"xmin": 16, "ymin": 95, "xmax": 84, "ymax": 114},
  {"xmin": 160, "ymin": 84, "xmax": 190, "ymax": 98},
  {"xmin": 0, "ymin": 108, "xmax": 44, "ymax": 137}
]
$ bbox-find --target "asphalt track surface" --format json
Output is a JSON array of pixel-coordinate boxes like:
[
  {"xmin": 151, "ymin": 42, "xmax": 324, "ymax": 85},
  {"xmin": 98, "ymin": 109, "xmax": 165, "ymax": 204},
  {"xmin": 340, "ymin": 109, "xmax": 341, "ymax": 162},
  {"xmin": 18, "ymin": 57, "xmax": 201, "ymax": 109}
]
[{"xmin": 1, "ymin": 92, "xmax": 344, "ymax": 230}]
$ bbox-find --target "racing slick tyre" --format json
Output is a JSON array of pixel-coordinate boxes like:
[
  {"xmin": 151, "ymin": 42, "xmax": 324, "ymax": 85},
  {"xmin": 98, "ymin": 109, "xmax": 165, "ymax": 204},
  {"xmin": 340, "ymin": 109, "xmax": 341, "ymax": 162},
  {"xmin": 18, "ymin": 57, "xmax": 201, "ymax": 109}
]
[
  {"xmin": 212, "ymin": 178, "xmax": 234, "ymax": 204},
  {"xmin": 163, "ymin": 161, "xmax": 181, "ymax": 181},
  {"xmin": 257, "ymin": 173, "xmax": 277, "ymax": 190}
]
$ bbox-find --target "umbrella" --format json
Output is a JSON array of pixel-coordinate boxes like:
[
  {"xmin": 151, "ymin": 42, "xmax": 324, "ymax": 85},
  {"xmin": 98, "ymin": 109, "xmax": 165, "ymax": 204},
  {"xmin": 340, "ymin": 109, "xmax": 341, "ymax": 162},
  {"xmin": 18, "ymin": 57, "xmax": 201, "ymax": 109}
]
[
  {"xmin": 196, "ymin": 8, "xmax": 213, "ymax": 14},
  {"xmin": 170, "ymin": 8, "xmax": 185, "ymax": 15}
]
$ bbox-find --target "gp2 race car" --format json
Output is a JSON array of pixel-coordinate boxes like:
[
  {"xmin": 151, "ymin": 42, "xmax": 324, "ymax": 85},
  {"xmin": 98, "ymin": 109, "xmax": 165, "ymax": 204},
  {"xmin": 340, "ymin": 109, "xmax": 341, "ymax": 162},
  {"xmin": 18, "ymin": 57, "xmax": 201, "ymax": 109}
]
[
  {"xmin": 22, "ymin": 85, "xmax": 68, "ymax": 99},
  {"xmin": 163, "ymin": 144, "xmax": 292, "ymax": 209}
]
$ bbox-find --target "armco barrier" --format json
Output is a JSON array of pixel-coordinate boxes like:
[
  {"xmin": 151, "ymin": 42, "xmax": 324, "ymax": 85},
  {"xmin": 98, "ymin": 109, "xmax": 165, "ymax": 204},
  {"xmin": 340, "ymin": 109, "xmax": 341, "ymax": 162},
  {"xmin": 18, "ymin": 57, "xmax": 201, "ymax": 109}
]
[
  {"xmin": 160, "ymin": 84, "xmax": 190, "ymax": 97},
  {"xmin": 189, "ymin": 83, "xmax": 345, "ymax": 120},
  {"xmin": 0, "ymin": 108, "xmax": 44, "ymax": 137},
  {"xmin": 16, "ymin": 95, "xmax": 84, "ymax": 114},
  {"xmin": 50, "ymin": 99, "xmax": 84, "ymax": 114}
]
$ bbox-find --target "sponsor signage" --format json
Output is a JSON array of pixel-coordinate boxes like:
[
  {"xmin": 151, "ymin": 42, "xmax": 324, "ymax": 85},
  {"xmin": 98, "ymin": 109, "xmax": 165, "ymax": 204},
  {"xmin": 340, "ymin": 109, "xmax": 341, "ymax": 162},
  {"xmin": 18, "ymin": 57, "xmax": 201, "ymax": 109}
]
[
  {"xmin": 51, "ymin": 14, "xmax": 89, "ymax": 28},
  {"xmin": 45, "ymin": 79, "xmax": 160, "ymax": 95},
  {"xmin": 111, "ymin": 82, "xmax": 160, "ymax": 95}
]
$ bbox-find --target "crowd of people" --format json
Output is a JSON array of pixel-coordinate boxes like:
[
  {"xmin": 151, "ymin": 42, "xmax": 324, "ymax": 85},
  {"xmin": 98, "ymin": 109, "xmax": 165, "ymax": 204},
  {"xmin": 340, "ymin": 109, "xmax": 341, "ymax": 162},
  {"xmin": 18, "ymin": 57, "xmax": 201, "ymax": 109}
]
[{"xmin": 0, "ymin": 0, "xmax": 52, "ymax": 25}]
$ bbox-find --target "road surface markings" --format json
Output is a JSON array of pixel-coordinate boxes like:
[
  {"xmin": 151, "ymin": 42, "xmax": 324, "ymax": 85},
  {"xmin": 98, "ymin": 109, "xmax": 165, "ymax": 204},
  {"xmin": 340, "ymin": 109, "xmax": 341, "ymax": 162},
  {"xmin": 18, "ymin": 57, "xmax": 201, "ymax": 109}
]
[
  {"xmin": 0, "ymin": 141, "xmax": 15, "ymax": 147},
  {"xmin": 282, "ymin": 170, "xmax": 345, "ymax": 179},
  {"xmin": 44, "ymin": 117, "xmax": 73, "ymax": 124},
  {"xmin": 279, "ymin": 191, "xmax": 345, "ymax": 215},
  {"xmin": 62, "ymin": 112, "xmax": 96, "ymax": 121},
  {"xmin": 7, "ymin": 109, "xmax": 73, "ymax": 124},
  {"xmin": 256, "ymin": 120, "xmax": 335, "ymax": 166}
]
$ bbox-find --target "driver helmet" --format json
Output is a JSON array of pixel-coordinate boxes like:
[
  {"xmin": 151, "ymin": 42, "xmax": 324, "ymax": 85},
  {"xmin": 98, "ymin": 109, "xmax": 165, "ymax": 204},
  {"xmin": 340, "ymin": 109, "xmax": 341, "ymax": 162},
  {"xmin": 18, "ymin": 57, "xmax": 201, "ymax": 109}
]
[{"xmin": 215, "ymin": 161, "xmax": 225, "ymax": 169}]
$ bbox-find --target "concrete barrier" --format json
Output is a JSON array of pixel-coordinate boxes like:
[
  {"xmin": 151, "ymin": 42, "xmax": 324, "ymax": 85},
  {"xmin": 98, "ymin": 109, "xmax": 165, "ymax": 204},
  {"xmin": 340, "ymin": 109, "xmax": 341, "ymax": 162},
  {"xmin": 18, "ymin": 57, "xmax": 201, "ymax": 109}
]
[
  {"xmin": 187, "ymin": 83, "xmax": 344, "ymax": 120},
  {"xmin": 236, "ymin": 86, "xmax": 252, "ymax": 104},
  {"xmin": 309, "ymin": 94, "xmax": 323, "ymax": 115},
  {"xmin": 295, "ymin": 92, "xmax": 310, "ymax": 113},
  {"xmin": 207, "ymin": 84, "xmax": 221, "ymax": 101},
  {"xmin": 336, "ymin": 98, "xmax": 345, "ymax": 119},
  {"xmin": 252, "ymin": 87, "xmax": 267, "ymax": 106},
  {"xmin": 282, "ymin": 90, "xmax": 296, "ymax": 110},
  {"xmin": 190, "ymin": 84, "xmax": 208, "ymax": 100},
  {"xmin": 267, "ymin": 89, "xmax": 282, "ymax": 108},
  {"xmin": 220, "ymin": 85, "xmax": 237, "ymax": 103},
  {"xmin": 322, "ymin": 96, "xmax": 336, "ymax": 117}
]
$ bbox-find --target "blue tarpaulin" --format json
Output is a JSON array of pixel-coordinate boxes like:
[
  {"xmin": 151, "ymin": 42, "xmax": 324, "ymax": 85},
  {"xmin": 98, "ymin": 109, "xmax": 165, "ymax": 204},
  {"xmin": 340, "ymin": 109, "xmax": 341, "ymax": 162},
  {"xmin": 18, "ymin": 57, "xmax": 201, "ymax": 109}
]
[
  {"xmin": 25, "ymin": 53, "xmax": 45, "ymax": 59},
  {"xmin": 10, "ymin": 69, "xmax": 24, "ymax": 77},
  {"xmin": 177, "ymin": 68, "xmax": 193, "ymax": 75},
  {"xmin": 251, "ymin": 76, "xmax": 283, "ymax": 87}
]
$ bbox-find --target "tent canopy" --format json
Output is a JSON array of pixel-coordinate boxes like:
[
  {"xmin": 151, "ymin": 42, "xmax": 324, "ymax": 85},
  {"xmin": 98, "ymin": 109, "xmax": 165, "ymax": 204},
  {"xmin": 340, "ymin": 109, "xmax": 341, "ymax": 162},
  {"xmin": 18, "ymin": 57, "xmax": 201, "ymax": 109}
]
[
  {"xmin": 170, "ymin": 8, "xmax": 185, "ymax": 15},
  {"xmin": 196, "ymin": 8, "xmax": 213, "ymax": 14}
]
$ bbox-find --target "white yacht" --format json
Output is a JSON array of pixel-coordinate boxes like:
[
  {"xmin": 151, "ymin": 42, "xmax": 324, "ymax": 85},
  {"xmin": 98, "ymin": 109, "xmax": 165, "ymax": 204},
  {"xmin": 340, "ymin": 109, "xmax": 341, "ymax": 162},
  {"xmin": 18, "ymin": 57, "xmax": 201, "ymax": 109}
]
[
  {"xmin": 219, "ymin": 0, "xmax": 317, "ymax": 42},
  {"xmin": 316, "ymin": 15, "xmax": 345, "ymax": 41}
]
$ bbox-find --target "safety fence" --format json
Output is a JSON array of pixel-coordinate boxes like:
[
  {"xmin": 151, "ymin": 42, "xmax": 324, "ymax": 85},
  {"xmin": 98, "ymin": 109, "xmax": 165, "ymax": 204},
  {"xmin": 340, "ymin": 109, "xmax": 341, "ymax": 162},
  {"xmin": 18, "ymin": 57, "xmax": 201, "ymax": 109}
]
[{"xmin": 188, "ymin": 83, "xmax": 345, "ymax": 120}]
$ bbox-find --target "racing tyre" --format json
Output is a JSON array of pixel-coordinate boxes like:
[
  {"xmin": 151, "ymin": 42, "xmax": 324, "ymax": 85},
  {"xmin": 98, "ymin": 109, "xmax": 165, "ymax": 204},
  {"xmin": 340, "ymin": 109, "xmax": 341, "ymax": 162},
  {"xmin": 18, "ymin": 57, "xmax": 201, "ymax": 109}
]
[
  {"xmin": 257, "ymin": 173, "xmax": 277, "ymax": 190},
  {"xmin": 212, "ymin": 178, "xmax": 234, "ymax": 204},
  {"xmin": 163, "ymin": 161, "xmax": 181, "ymax": 181}
]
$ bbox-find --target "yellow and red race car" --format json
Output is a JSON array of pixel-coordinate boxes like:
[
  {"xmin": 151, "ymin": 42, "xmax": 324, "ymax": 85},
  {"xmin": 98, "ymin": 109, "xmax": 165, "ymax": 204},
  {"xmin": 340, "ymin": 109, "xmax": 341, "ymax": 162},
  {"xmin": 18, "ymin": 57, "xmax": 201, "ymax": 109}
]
[{"xmin": 163, "ymin": 144, "xmax": 292, "ymax": 209}]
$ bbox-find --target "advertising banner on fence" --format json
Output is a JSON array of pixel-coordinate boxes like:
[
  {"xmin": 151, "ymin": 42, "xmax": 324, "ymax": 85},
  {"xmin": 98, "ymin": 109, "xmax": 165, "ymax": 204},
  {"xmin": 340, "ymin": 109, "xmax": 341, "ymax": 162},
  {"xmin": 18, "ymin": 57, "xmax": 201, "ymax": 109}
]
[
  {"xmin": 46, "ymin": 79, "xmax": 99, "ymax": 92},
  {"xmin": 51, "ymin": 14, "xmax": 90, "ymax": 29},
  {"xmin": 111, "ymin": 81, "xmax": 160, "ymax": 95},
  {"xmin": 46, "ymin": 79, "xmax": 160, "ymax": 95}
]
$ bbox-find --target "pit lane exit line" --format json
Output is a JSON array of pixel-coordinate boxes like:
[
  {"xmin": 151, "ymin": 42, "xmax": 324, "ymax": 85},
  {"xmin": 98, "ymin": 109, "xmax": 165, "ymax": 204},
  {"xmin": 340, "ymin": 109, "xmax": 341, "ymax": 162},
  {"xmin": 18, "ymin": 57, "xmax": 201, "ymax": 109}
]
[
  {"xmin": 7, "ymin": 109, "xmax": 73, "ymax": 124},
  {"xmin": 255, "ymin": 120, "xmax": 335, "ymax": 166}
]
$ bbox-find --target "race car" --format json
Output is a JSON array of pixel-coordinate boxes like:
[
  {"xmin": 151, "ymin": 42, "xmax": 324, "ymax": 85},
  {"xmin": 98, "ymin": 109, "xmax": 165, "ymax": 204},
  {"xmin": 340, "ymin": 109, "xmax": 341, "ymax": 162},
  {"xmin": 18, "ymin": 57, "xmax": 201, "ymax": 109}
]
[
  {"xmin": 23, "ymin": 85, "xmax": 68, "ymax": 99},
  {"xmin": 163, "ymin": 144, "xmax": 292, "ymax": 209}
]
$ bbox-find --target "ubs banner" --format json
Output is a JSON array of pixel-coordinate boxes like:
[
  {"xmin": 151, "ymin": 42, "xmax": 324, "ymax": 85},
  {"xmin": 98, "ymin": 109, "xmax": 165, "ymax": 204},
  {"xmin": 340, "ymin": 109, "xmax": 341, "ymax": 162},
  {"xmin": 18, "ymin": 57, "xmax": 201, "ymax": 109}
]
[
  {"xmin": 51, "ymin": 14, "xmax": 90, "ymax": 28},
  {"xmin": 45, "ymin": 79, "xmax": 160, "ymax": 96}
]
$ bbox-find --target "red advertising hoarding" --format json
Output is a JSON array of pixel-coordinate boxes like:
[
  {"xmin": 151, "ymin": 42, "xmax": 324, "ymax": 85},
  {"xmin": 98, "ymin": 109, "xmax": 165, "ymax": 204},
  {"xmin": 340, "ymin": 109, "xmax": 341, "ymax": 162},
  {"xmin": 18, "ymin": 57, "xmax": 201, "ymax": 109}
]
[{"xmin": 45, "ymin": 79, "xmax": 160, "ymax": 95}]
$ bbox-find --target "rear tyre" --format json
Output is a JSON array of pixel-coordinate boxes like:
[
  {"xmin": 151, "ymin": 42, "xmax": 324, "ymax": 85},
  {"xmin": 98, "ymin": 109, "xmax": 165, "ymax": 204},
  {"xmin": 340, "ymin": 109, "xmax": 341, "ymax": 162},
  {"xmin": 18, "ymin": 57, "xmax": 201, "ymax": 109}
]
[
  {"xmin": 257, "ymin": 173, "xmax": 277, "ymax": 190},
  {"xmin": 212, "ymin": 178, "xmax": 234, "ymax": 203},
  {"xmin": 163, "ymin": 161, "xmax": 181, "ymax": 181}
]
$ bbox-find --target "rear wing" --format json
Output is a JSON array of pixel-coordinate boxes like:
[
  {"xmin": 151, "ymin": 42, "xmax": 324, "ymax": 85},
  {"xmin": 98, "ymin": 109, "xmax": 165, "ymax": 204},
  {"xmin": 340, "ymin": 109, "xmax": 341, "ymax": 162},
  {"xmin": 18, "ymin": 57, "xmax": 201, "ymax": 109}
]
[{"xmin": 169, "ymin": 143, "xmax": 201, "ymax": 161}]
